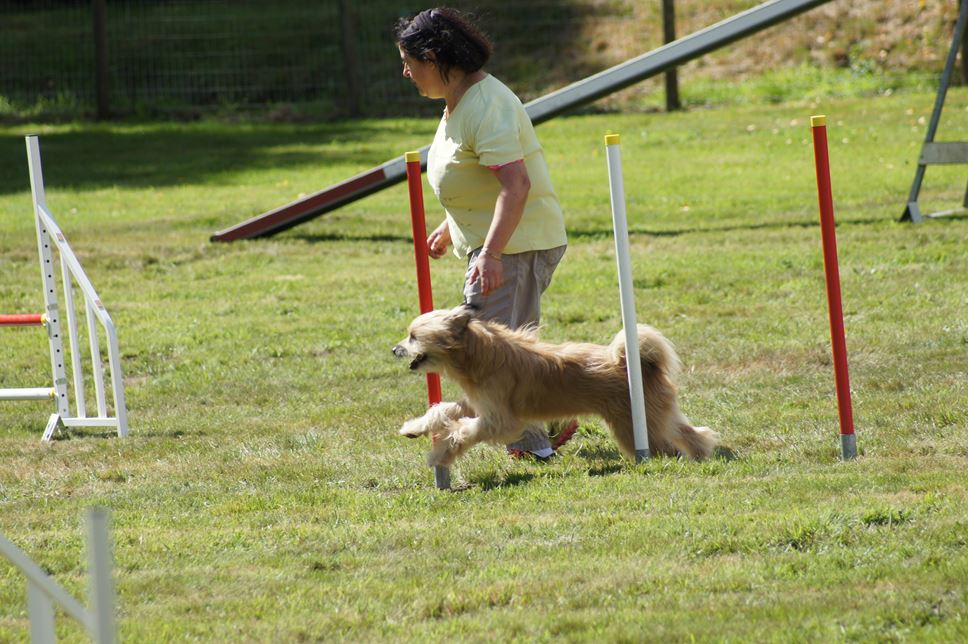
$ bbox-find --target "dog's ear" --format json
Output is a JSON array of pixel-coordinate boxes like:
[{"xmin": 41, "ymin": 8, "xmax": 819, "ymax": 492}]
[{"xmin": 448, "ymin": 302, "xmax": 478, "ymax": 331}]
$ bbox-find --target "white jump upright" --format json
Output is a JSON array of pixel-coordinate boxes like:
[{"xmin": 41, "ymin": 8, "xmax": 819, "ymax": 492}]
[
  {"xmin": 0, "ymin": 508, "xmax": 117, "ymax": 644},
  {"xmin": 0, "ymin": 136, "xmax": 128, "ymax": 441},
  {"xmin": 604, "ymin": 134, "xmax": 650, "ymax": 462}
]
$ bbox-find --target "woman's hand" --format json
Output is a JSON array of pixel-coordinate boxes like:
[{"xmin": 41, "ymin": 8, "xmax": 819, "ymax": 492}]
[
  {"xmin": 468, "ymin": 250, "xmax": 504, "ymax": 295},
  {"xmin": 427, "ymin": 220, "xmax": 451, "ymax": 259}
]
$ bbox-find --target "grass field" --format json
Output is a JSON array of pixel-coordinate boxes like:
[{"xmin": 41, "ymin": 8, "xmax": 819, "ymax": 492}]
[{"xmin": 0, "ymin": 87, "xmax": 966, "ymax": 641}]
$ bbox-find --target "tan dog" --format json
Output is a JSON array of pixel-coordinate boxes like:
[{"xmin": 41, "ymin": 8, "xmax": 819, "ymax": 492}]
[{"xmin": 393, "ymin": 304, "xmax": 719, "ymax": 467}]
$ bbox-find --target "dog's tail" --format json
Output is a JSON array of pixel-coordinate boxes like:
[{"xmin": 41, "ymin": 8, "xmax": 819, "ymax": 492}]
[{"xmin": 607, "ymin": 324, "xmax": 681, "ymax": 380}]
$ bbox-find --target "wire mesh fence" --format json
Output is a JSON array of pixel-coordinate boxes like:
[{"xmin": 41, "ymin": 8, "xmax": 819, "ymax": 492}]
[
  {"xmin": 0, "ymin": 1, "xmax": 959, "ymax": 120},
  {"xmin": 0, "ymin": 0, "xmax": 631, "ymax": 119}
]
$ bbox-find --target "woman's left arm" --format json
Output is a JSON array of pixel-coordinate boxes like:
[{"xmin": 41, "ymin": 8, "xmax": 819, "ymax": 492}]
[{"xmin": 469, "ymin": 160, "xmax": 531, "ymax": 294}]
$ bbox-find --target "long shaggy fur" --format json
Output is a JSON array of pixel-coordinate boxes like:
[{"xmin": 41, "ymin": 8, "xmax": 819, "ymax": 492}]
[{"xmin": 392, "ymin": 304, "xmax": 719, "ymax": 467}]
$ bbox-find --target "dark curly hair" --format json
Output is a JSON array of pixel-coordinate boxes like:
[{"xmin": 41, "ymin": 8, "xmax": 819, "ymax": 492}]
[{"xmin": 394, "ymin": 7, "xmax": 493, "ymax": 83}]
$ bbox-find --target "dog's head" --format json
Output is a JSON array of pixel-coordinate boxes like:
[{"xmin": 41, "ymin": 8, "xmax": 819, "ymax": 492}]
[{"xmin": 392, "ymin": 303, "xmax": 477, "ymax": 373}]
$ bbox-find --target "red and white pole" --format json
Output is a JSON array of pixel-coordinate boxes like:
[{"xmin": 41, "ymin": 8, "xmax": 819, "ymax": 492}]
[
  {"xmin": 405, "ymin": 151, "xmax": 450, "ymax": 489},
  {"xmin": 810, "ymin": 115, "xmax": 857, "ymax": 460}
]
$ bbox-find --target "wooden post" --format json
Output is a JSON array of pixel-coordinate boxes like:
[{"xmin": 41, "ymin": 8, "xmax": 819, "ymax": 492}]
[
  {"xmin": 662, "ymin": 0, "xmax": 681, "ymax": 111},
  {"xmin": 93, "ymin": 0, "xmax": 110, "ymax": 120},
  {"xmin": 962, "ymin": 6, "xmax": 968, "ymax": 85},
  {"xmin": 338, "ymin": 0, "xmax": 362, "ymax": 117}
]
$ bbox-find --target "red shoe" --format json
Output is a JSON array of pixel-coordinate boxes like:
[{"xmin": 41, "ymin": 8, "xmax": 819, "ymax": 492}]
[{"xmin": 550, "ymin": 419, "xmax": 579, "ymax": 451}]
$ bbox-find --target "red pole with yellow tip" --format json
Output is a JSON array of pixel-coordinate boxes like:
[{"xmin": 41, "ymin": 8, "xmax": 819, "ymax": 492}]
[
  {"xmin": 405, "ymin": 150, "xmax": 450, "ymax": 489},
  {"xmin": 810, "ymin": 115, "xmax": 857, "ymax": 460}
]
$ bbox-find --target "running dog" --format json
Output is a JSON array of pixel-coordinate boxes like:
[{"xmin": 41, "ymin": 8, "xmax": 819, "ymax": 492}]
[{"xmin": 392, "ymin": 304, "xmax": 719, "ymax": 467}]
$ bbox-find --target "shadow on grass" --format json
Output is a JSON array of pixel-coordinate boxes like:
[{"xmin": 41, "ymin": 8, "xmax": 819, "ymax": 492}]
[
  {"xmin": 715, "ymin": 445, "xmax": 740, "ymax": 461},
  {"xmin": 577, "ymin": 444, "xmax": 625, "ymax": 477},
  {"xmin": 290, "ymin": 232, "xmax": 414, "ymax": 245},
  {"xmin": 0, "ymin": 121, "xmax": 415, "ymax": 196},
  {"xmin": 569, "ymin": 216, "xmax": 888, "ymax": 241},
  {"xmin": 461, "ymin": 471, "xmax": 536, "ymax": 492},
  {"xmin": 587, "ymin": 464, "xmax": 624, "ymax": 477},
  {"xmin": 51, "ymin": 429, "xmax": 117, "ymax": 441}
]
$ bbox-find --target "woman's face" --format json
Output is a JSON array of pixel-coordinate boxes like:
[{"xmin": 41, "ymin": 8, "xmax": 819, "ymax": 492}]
[{"xmin": 400, "ymin": 49, "xmax": 444, "ymax": 99}]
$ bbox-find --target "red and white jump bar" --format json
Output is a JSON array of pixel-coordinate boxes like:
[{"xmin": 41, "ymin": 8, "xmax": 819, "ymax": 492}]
[{"xmin": 0, "ymin": 314, "xmax": 54, "ymax": 400}]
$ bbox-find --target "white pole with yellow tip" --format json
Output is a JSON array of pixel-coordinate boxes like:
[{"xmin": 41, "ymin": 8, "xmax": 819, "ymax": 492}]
[{"xmin": 604, "ymin": 134, "xmax": 650, "ymax": 462}]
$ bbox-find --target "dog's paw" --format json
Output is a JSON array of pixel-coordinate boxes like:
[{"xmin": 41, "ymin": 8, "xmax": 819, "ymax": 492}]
[{"xmin": 399, "ymin": 418, "xmax": 428, "ymax": 439}]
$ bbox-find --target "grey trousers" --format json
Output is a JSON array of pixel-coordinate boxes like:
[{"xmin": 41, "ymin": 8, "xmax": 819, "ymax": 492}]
[{"xmin": 463, "ymin": 245, "xmax": 566, "ymax": 453}]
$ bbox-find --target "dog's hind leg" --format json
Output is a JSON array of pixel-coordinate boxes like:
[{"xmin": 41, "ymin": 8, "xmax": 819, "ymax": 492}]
[
  {"xmin": 602, "ymin": 401, "xmax": 680, "ymax": 460},
  {"xmin": 669, "ymin": 421, "xmax": 720, "ymax": 460},
  {"xmin": 601, "ymin": 406, "xmax": 638, "ymax": 461}
]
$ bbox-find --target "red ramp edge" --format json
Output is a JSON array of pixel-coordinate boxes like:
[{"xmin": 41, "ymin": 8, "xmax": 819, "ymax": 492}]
[{"xmin": 210, "ymin": 154, "xmax": 417, "ymax": 242}]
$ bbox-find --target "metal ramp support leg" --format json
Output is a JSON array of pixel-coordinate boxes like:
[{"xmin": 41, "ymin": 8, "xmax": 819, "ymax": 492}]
[{"xmin": 902, "ymin": 0, "xmax": 968, "ymax": 222}]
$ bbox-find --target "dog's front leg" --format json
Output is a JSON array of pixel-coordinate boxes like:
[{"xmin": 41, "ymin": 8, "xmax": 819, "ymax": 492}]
[
  {"xmin": 427, "ymin": 416, "xmax": 482, "ymax": 467},
  {"xmin": 426, "ymin": 413, "xmax": 519, "ymax": 467},
  {"xmin": 399, "ymin": 401, "xmax": 465, "ymax": 439}
]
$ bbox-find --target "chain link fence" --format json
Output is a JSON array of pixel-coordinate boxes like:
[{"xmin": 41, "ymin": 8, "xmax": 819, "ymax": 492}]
[{"xmin": 0, "ymin": 1, "xmax": 959, "ymax": 120}]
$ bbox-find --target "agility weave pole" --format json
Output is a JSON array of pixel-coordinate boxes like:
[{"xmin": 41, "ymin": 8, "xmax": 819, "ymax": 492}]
[
  {"xmin": 809, "ymin": 116, "xmax": 857, "ymax": 460},
  {"xmin": 0, "ymin": 136, "xmax": 129, "ymax": 441},
  {"xmin": 604, "ymin": 134, "xmax": 650, "ymax": 462},
  {"xmin": 405, "ymin": 151, "xmax": 451, "ymax": 490},
  {"xmin": 0, "ymin": 508, "xmax": 117, "ymax": 644}
]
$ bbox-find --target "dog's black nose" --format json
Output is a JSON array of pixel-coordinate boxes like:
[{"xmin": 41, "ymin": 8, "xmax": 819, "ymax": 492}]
[{"xmin": 392, "ymin": 345, "xmax": 406, "ymax": 358}]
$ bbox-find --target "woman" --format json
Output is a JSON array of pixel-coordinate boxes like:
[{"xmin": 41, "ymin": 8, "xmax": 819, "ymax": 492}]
[{"xmin": 395, "ymin": 7, "xmax": 576, "ymax": 459}]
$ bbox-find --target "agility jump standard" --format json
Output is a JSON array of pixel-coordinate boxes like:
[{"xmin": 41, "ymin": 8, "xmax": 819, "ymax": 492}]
[
  {"xmin": 405, "ymin": 150, "xmax": 451, "ymax": 490},
  {"xmin": 604, "ymin": 134, "xmax": 650, "ymax": 462},
  {"xmin": 0, "ymin": 136, "xmax": 129, "ymax": 441},
  {"xmin": 810, "ymin": 116, "xmax": 857, "ymax": 460},
  {"xmin": 0, "ymin": 508, "xmax": 117, "ymax": 643}
]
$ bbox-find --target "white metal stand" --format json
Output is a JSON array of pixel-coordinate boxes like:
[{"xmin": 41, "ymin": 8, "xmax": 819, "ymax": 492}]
[{"xmin": 0, "ymin": 136, "xmax": 129, "ymax": 441}]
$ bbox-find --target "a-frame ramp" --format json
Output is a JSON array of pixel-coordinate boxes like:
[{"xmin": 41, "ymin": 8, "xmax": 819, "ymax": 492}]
[{"xmin": 211, "ymin": 0, "xmax": 834, "ymax": 242}]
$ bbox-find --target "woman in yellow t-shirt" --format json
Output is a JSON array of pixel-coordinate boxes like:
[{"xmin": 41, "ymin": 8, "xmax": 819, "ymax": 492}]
[{"xmin": 394, "ymin": 8, "xmax": 577, "ymax": 460}]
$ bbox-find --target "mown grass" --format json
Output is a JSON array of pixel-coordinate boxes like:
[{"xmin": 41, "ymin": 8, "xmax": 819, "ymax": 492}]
[{"xmin": 0, "ymin": 88, "xmax": 966, "ymax": 641}]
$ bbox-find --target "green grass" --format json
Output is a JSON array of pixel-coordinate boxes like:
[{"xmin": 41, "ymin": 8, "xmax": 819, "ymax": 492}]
[{"xmin": 1, "ymin": 88, "xmax": 967, "ymax": 641}]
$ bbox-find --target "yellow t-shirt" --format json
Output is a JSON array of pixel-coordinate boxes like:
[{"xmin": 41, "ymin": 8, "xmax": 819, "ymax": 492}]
[{"xmin": 427, "ymin": 75, "xmax": 567, "ymax": 259}]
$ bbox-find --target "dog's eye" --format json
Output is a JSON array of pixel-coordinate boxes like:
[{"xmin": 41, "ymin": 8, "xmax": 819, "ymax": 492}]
[{"xmin": 409, "ymin": 333, "xmax": 415, "ymax": 341}]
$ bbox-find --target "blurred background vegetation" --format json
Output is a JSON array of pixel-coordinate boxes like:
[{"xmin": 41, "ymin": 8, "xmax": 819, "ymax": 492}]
[{"xmin": 0, "ymin": 0, "xmax": 964, "ymax": 121}]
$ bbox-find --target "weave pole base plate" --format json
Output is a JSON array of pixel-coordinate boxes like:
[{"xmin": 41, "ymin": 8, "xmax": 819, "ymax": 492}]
[
  {"xmin": 841, "ymin": 433, "xmax": 858, "ymax": 460},
  {"xmin": 635, "ymin": 449, "xmax": 650, "ymax": 463},
  {"xmin": 434, "ymin": 465, "xmax": 451, "ymax": 490}
]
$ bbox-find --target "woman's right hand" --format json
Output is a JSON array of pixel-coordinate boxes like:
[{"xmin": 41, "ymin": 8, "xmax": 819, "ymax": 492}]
[{"xmin": 427, "ymin": 220, "xmax": 451, "ymax": 259}]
